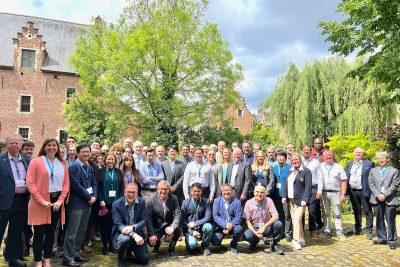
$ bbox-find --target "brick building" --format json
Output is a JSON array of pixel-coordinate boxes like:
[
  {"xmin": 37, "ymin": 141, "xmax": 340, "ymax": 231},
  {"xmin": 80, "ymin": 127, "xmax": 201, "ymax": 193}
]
[
  {"xmin": 0, "ymin": 12, "xmax": 83, "ymax": 152},
  {"xmin": 226, "ymin": 97, "xmax": 255, "ymax": 135}
]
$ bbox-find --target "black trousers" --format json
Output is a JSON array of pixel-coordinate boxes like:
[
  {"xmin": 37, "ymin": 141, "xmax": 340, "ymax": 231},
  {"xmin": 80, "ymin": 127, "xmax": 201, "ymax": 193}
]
[
  {"xmin": 374, "ymin": 202, "xmax": 397, "ymax": 246},
  {"xmin": 99, "ymin": 203, "xmax": 113, "ymax": 248},
  {"xmin": 0, "ymin": 193, "xmax": 29, "ymax": 262},
  {"xmin": 148, "ymin": 226, "xmax": 181, "ymax": 252},
  {"xmin": 308, "ymin": 185, "xmax": 323, "ymax": 231},
  {"xmin": 349, "ymin": 189, "xmax": 373, "ymax": 233},
  {"xmin": 32, "ymin": 192, "xmax": 61, "ymax": 262},
  {"xmin": 273, "ymin": 195, "xmax": 292, "ymax": 238}
]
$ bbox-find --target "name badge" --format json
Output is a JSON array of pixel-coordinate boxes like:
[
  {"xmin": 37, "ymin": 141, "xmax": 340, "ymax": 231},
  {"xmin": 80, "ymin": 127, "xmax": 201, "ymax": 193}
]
[
  {"xmin": 16, "ymin": 180, "xmax": 26, "ymax": 188},
  {"xmin": 150, "ymin": 184, "xmax": 156, "ymax": 189},
  {"xmin": 258, "ymin": 222, "xmax": 265, "ymax": 228},
  {"xmin": 380, "ymin": 186, "xmax": 385, "ymax": 194},
  {"xmin": 276, "ymin": 183, "xmax": 281, "ymax": 189},
  {"xmin": 87, "ymin": 187, "xmax": 93, "ymax": 194},
  {"xmin": 109, "ymin": 190, "xmax": 116, "ymax": 197},
  {"xmin": 299, "ymin": 176, "xmax": 304, "ymax": 182}
]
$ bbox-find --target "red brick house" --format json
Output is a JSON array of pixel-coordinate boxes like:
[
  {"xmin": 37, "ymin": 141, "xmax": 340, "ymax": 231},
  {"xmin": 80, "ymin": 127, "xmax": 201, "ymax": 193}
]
[
  {"xmin": 0, "ymin": 12, "xmax": 83, "ymax": 152},
  {"xmin": 226, "ymin": 97, "xmax": 255, "ymax": 135}
]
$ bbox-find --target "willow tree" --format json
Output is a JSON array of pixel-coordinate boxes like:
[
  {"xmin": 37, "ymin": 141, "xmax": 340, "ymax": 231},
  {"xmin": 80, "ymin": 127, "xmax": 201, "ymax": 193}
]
[
  {"xmin": 67, "ymin": 0, "xmax": 242, "ymax": 145},
  {"xmin": 264, "ymin": 58, "xmax": 396, "ymax": 147}
]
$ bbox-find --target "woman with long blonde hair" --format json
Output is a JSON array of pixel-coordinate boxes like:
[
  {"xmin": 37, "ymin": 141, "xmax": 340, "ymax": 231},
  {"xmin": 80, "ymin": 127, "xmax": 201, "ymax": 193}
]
[{"xmin": 251, "ymin": 151, "xmax": 274, "ymax": 196}]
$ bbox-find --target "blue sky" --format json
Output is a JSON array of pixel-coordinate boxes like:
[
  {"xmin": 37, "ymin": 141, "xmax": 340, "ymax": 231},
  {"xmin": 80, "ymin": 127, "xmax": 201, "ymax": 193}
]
[{"xmin": 1, "ymin": 0, "xmax": 343, "ymax": 112}]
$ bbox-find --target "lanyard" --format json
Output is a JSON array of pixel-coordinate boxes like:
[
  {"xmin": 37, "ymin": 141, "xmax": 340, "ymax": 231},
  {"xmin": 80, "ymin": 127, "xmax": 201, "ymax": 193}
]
[
  {"xmin": 195, "ymin": 162, "xmax": 203, "ymax": 177},
  {"xmin": 79, "ymin": 164, "xmax": 89, "ymax": 179},
  {"xmin": 278, "ymin": 165, "xmax": 284, "ymax": 178},
  {"xmin": 324, "ymin": 164, "xmax": 334, "ymax": 178},
  {"xmin": 12, "ymin": 158, "xmax": 22, "ymax": 180},
  {"xmin": 106, "ymin": 168, "xmax": 115, "ymax": 181},
  {"xmin": 192, "ymin": 197, "xmax": 201, "ymax": 220},
  {"xmin": 45, "ymin": 157, "xmax": 55, "ymax": 183},
  {"xmin": 352, "ymin": 163, "xmax": 362, "ymax": 176},
  {"xmin": 223, "ymin": 199, "xmax": 230, "ymax": 222},
  {"xmin": 379, "ymin": 166, "xmax": 387, "ymax": 178}
]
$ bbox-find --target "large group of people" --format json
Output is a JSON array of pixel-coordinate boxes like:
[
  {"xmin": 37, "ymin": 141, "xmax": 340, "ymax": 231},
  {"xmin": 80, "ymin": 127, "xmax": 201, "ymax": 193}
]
[{"xmin": 0, "ymin": 134, "xmax": 398, "ymax": 267}]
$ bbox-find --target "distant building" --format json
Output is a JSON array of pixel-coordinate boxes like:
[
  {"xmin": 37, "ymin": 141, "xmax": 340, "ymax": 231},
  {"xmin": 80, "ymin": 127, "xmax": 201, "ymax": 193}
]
[
  {"xmin": 225, "ymin": 97, "xmax": 255, "ymax": 135},
  {"xmin": 0, "ymin": 12, "xmax": 83, "ymax": 152}
]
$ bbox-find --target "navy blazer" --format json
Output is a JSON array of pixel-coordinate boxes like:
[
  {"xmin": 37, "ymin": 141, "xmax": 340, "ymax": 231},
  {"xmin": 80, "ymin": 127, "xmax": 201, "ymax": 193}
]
[
  {"xmin": 282, "ymin": 167, "xmax": 312, "ymax": 206},
  {"xmin": 68, "ymin": 161, "xmax": 97, "ymax": 209},
  {"xmin": 346, "ymin": 160, "xmax": 374, "ymax": 198},
  {"xmin": 111, "ymin": 196, "xmax": 147, "ymax": 246},
  {"xmin": 0, "ymin": 152, "xmax": 30, "ymax": 210},
  {"xmin": 212, "ymin": 196, "xmax": 242, "ymax": 229},
  {"xmin": 181, "ymin": 197, "xmax": 211, "ymax": 234}
]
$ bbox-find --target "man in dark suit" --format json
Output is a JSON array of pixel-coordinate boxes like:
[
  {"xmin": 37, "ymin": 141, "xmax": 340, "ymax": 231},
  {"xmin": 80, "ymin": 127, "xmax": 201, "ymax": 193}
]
[
  {"xmin": 369, "ymin": 152, "xmax": 399, "ymax": 250},
  {"xmin": 226, "ymin": 148, "xmax": 252, "ymax": 202},
  {"xmin": 112, "ymin": 183, "xmax": 149, "ymax": 267},
  {"xmin": 211, "ymin": 183, "xmax": 243, "ymax": 255},
  {"xmin": 62, "ymin": 144, "xmax": 97, "ymax": 267},
  {"xmin": 161, "ymin": 145, "xmax": 185, "ymax": 204},
  {"xmin": 0, "ymin": 134, "xmax": 31, "ymax": 267},
  {"xmin": 147, "ymin": 180, "xmax": 181, "ymax": 256},
  {"xmin": 345, "ymin": 147, "xmax": 374, "ymax": 239},
  {"xmin": 177, "ymin": 144, "xmax": 194, "ymax": 167},
  {"xmin": 181, "ymin": 183, "xmax": 213, "ymax": 256}
]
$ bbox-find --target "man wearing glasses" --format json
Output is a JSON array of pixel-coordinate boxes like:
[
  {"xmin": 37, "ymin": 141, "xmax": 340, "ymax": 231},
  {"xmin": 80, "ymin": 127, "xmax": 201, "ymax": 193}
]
[{"xmin": 112, "ymin": 183, "xmax": 149, "ymax": 267}]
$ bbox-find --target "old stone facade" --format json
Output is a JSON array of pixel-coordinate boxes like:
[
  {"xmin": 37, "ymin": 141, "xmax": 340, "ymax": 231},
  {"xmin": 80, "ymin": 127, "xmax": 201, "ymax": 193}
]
[{"xmin": 0, "ymin": 13, "xmax": 83, "ymax": 153}]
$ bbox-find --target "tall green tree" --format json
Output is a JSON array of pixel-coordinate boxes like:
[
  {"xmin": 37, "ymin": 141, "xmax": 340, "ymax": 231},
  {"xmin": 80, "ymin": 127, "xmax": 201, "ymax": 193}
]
[
  {"xmin": 319, "ymin": 0, "xmax": 400, "ymax": 99},
  {"xmin": 263, "ymin": 58, "xmax": 396, "ymax": 147},
  {"xmin": 68, "ymin": 0, "xmax": 242, "ymax": 145},
  {"xmin": 64, "ymin": 91, "xmax": 133, "ymax": 145}
]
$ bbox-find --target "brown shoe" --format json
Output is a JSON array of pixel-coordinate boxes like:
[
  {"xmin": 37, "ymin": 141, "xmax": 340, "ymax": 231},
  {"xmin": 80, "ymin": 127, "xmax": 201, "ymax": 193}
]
[
  {"xmin": 311, "ymin": 231, "xmax": 319, "ymax": 239},
  {"xmin": 82, "ymin": 245, "xmax": 92, "ymax": 253}
]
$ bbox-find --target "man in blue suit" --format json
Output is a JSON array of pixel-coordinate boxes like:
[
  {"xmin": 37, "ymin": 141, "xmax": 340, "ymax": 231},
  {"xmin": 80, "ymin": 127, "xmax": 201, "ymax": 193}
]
[
  {"xmin": 211, "ymin": 183, "xmax": 243, "ymax": 255},
  {"xmin": 112, "ymin": 183, "xmax": 149, "ymax": 266},
  {"xmin": 62, "ymin": 144, "xmax": 97, "ymax": 267},
  {"xmin": 346, "ymin": 147, "xmax": 374, "ymax": 240},
  {"xmin": 0, "ymin": 134, "xmax": 31, "ymax": 267},
  {"xmin": 272, "ymin": 150, "xmax": 292, "ymax": 241}
]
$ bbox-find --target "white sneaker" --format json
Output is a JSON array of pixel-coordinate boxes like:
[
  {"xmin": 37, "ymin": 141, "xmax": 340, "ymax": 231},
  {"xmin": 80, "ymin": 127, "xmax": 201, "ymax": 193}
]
[{"xmin": 292, "ymin": 240, "xmax": 302, "ymax": 250}]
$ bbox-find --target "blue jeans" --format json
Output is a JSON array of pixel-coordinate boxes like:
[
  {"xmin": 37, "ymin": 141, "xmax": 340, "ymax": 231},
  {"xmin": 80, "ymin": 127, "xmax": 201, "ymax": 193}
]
[
  {"xmin": 185, "ymin": 223, "xmax": 213, "ymax": 251},
  {"xmin": 244, "ymin": 220, "xmax": 283, "ymax": 246},
  {"xmin": 211, "ymin": 224, "xmax": 243, "ymax": 248}
]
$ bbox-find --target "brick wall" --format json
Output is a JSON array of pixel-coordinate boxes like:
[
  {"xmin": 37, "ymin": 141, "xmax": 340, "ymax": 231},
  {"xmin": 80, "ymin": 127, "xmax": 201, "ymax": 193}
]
[{"xmin": 0, "ymin": 22, "xmax": 81, "ymax": 154}]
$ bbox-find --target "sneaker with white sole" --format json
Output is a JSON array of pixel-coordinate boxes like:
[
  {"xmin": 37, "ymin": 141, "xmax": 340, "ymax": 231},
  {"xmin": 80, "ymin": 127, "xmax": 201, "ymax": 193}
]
[
  {"xmin": 203, "ymin": 248, "xmax": 211, "ymax": 256},
  {"xmin": 292, "ymin": 240, "xmax": 302, "ymax": 250},
  {"xmin": 338, "ymin": 233, "xmax": 346, "ymax": 241}
]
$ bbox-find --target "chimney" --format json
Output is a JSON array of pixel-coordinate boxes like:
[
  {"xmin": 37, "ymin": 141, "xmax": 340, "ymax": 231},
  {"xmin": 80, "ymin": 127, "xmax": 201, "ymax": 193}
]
[{"xmin": 27, "ymin": 21, "xmax": 34, "ymax": 32}]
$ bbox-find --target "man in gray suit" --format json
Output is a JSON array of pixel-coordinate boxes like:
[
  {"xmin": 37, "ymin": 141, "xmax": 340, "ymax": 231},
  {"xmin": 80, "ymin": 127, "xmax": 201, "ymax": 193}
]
[
  {"xmin": 161, "ymin": 145, "xmax": 185, "ymax": 204},
  {"xmin": 226, "ymin": 148, "xmax": 252, "ymax": 203},
  {"xmin": 368, "ymin": 152, "xmax": 399, "ymax": 250}
]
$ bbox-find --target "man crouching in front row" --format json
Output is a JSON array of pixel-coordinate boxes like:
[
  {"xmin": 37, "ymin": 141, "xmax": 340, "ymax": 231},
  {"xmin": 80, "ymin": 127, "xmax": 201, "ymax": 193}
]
[
  {"xmin": 243, "ymin": 184, "xmax": 284, "ymax": 255},
  {"xmin": 112, "ymin": 183, "xmax": 149, "ymax": 267}
]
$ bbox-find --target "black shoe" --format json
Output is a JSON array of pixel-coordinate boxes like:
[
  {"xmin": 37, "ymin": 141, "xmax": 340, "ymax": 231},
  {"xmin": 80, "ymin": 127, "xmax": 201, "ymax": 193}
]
[
  {"xmin": 286, "ymin": 236, "xmax": 292, "ymax": 242},
  {"xmin": 61, "ymin": 260, "xmax": 79, "ymax": 267},
  {"xmin": 74, "ymin": 256, "xmax": 89, "ymax": 263},
  {"xmin": 168, "ymin": 250, "xmax": 176, "ymax": 257},
  {"xmin": 249, "ymin": 244, "xmax": 257, "ymax": 251},
  {"xmin": 24, "ymin": 247, "xmax": 30, "ymax": 257},
  {"xmin": 263, "ymin": 239, "xmax": 270, "ymax": 246},
  {"xmin": 271, "ymin": 244, "xmax": 284, "ymax": 255},
  {"xmin": 9, "ymin": 259, "xmax": 27, "ymax": 267},
  {"xmin": 373, "ymin": 240, "xmax": 387, "ymax": 245},
  {"xmin": 118, "ymin": 257, "xmax": 126, "ymax": 267},
  {"xmin": 102, "ymin": 246, "xmax": 109, "ymax": 255},
  {"xmin": 389, "ymin": 244, "xmax": 396, "ymax": 250}
]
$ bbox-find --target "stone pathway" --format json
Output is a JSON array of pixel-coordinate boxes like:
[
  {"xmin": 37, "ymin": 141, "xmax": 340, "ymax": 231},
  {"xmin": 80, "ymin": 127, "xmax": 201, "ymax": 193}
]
[{"xmin": 1, "ymin": 215, "xmax": 399, "ymax": 266}]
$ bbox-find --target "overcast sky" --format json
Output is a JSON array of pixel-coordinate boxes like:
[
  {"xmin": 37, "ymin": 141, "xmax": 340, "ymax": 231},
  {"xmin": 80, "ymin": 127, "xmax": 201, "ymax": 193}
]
[{"xmin": 1, "ymin": 0, "xmax": 343, "ymax": 112}]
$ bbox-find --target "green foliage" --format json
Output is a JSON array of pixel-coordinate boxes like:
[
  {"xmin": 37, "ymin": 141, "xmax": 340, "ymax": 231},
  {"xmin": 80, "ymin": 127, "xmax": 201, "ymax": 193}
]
[
  {"xmin": 264, "ymin": 58, "xmax": 396, "ymax": 147},
  {"xmin": 319, "ymin": 0, "xmax": 400, "ymax": 100},
  {"xmin": 178, "ymin": 120, "xmax": 246, "ymax": 146},
  {"xmin": 324, "ymin": 132, "xmax": 387, "ymax": 168},
  {"xmin": 249, "ymin": 122, "xmax": 283, "ymax": 149},
  {"xmin": 69, "ymin": 0, "xmax": 242, "ymax": 146},
  {"xmin": 376, "ymin": 124, "xmax": 400, "ymax": 169},
  {"xmin": 63, "ymin": 91, "xmax": 132, "ymax": 145}
]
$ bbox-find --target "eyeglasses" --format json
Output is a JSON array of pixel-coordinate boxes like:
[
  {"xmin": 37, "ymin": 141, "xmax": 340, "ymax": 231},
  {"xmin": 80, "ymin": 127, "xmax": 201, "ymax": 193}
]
[{"xmin": 125, "ymin": 191, "xmax": 137, "ymax": 195}]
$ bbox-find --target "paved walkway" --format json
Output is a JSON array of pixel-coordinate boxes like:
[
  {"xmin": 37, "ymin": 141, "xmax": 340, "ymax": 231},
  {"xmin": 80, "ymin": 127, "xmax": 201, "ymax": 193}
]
[{"xmin": 0, "ymin": 215, "xmax": 399, "ymax": 266}]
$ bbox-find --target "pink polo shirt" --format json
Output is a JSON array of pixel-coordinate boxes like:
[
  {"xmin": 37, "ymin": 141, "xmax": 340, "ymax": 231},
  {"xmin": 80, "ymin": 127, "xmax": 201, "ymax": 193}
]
[{"xmin": 243, "ymin": 197, "xmax": 278, "ymax": 227}]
